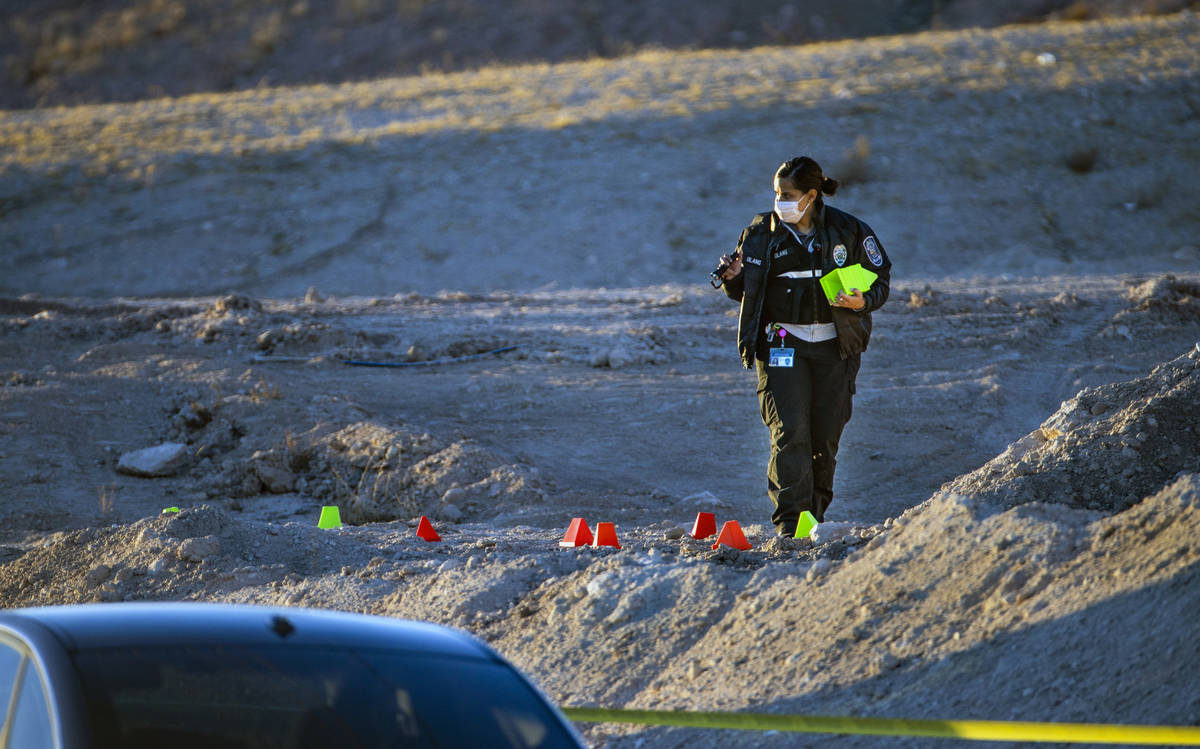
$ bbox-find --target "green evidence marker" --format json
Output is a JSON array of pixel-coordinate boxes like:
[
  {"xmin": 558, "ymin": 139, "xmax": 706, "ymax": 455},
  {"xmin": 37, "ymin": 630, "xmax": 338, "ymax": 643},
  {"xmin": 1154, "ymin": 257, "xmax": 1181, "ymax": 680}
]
[
  {"xmin": 317, "ymin": 505, "xmax": 343, "ymax": 529},
  {"xmin": 794, "ymin": 511, "xmax": 818, "ymax": 540}
]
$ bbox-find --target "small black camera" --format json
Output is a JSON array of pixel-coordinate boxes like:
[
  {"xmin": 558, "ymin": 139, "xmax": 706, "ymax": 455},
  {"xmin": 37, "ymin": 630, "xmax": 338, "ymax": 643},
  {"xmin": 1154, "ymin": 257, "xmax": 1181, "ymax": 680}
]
[{"xmin": 708, "ymin": 251, "xmax": 740, "ymax": 288}]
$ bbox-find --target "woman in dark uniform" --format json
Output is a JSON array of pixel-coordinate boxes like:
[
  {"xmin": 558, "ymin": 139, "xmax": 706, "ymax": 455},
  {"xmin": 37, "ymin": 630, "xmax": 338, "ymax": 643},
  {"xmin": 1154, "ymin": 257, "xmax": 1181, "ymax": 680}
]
[{"xmin": 717, "ymin": 156, "xmax": 891, "ymax": 537}]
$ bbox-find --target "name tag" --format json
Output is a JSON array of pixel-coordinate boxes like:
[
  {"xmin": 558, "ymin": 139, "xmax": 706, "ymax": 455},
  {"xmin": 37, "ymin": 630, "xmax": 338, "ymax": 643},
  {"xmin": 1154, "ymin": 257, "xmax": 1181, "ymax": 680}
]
[{"xmin": 769, "ymin": 347, "xmax": 794, "ymax": 368}]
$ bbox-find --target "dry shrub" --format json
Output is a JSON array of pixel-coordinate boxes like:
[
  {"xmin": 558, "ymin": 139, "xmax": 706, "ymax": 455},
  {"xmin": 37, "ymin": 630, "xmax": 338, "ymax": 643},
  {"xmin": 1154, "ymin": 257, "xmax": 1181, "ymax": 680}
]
[
  {"xmin": 248, "ymin": 378, "xmax": 282, "ymax": 403},
  {"xmin": 1134, "ymin": 175, "xmax": 1171, "ymax": 210},
  {"xmin": 834, "ymin": 135, "xmax": 872, "ymax": 187},
  {"xmin": 285, "ymin": 432, "xmax": 314, "ymax": 473},
  {"xmin": 336, "ymin": 0, "xmax": 387, "ymax": 23},
  {"xmin": 97, "ymin": 484, "xmax": 116, "ymax": 516},
  {"xmin": 908, "ymin": 285, "xmax": 938, "ymax": 309},
  {"xmin": 1061, "ymin": 2, "xmax": 1093, "ymax": 21},
  {"xmin": 251, "ymin": 11, "xmax": 285, "ymax": 56},
  {"xmin": 1065, "ymin": 146, "xmax": 1097, "ymax": 174}
]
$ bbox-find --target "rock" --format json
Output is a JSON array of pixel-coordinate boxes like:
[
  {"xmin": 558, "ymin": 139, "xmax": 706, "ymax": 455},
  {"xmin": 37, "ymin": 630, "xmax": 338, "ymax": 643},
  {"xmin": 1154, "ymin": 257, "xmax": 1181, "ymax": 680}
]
[
  {"xmin": 208, "ymin": 294, "xmax": 261, "ymax": 315},
  {"xmin": 806, "ymin": 558, "xmax": 832, "ymax": 582},
  {"xmin": 4, "ymin": 370, "xmax": 35, "ymax": 387},
  {"xmin": 440, "ymin": 503, "xmax": 463, "ymax": 522},
  {"xmin": 117, "ymin": 443, "xmax": 190, "ymax": 477},
  {"xmin": 405, "ymin": 344, "xmax": 426, "ymax": 363},
  {"xmin": 586, "ymin": 572, "xmax": 616, "ymax": 598},
  {"xmin": 255, "ymin": 464, "xmax": 296, "ymax": 494},
  {"xmin": 196, "ymin": 323, "xmax": 220, "ymax": 342},
  {"xmin": 606, "ymin": 347, "xmax": 635, "ymax": 369},
  {"xmin": 683, "ymin": 490, "xmax": 721, "ymax": 507},
  {"xmin": 811, "ymin": 522, "xmax": 854, "ymax": 545},
  {"xmin": 136, "ymin": 527, "xmax": 164, "ymax": 548},
  {"xmin": 664, "ymin": 527, "xmax": 686, "ymax": 540},
  {"xmin": 162, "ymin": 505, "xmax": 226, "ymax": 539},
  {"xmin": 240, "ymin": 473, "xmax": 262, "ymax": 496},
  {"xmin": 178, "ymin": 536, "xmax": 220, "ymax": 563},
  {"xmin": 304, "ymin": 286, "xmax": 325, "ymax": 304},
  {"xmin": 590, "ymin": 345, "xmax": 637, "ymax": 369},
  {"xmin": 85, "ymin": 564, "xmax": 111, "ymax": 587}
]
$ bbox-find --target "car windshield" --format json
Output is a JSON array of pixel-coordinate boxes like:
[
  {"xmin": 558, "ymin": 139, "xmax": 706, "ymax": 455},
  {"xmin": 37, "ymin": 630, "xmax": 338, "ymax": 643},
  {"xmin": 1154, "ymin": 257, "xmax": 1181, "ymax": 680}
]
[{"xmin": 71, "ymin": 645, "xmax": 577, "ymax": 749}]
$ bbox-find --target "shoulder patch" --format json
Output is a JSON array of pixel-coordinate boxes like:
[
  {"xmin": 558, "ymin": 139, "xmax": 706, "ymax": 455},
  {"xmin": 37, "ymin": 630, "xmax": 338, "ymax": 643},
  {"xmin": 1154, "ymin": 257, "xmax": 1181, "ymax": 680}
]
[{"xmin": 863, "ymin": 236, "xmax": 883, "ymax": 267}]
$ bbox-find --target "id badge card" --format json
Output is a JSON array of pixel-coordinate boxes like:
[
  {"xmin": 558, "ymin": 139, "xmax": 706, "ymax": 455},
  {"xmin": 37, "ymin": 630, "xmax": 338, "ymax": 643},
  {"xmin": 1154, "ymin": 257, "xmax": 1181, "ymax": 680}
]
[{"xmin": 769, "ymin": 347, "xmax": 794, "ymax": 368}]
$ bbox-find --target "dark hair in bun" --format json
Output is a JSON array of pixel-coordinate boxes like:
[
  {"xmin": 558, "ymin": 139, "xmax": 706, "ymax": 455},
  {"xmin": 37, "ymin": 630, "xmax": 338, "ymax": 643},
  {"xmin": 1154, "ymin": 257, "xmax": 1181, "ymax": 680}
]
[{"xmin": 776, "ymin": 156, "xmax": 837, "ymax": 203}]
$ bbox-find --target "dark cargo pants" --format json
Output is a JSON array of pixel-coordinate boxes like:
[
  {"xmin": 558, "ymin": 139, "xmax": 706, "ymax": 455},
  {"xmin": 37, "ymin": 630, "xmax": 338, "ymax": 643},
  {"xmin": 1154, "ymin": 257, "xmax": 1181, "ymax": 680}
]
[{"xmin": 755, "ymin": 337, "xmax": 858, "ymax": 533}]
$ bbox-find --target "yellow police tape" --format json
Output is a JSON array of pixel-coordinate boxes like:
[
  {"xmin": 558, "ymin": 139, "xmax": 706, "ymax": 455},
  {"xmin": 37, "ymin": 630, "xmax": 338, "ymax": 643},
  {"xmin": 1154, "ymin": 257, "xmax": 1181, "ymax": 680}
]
[{"xmin": 560, "ymin": 707, "xmax": 1200, "ymax": 745}]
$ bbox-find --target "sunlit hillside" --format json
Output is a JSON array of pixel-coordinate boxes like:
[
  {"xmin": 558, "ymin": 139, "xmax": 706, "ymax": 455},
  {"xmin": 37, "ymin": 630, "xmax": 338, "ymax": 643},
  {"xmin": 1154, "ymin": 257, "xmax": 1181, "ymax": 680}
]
[
  {"xmin": 2, "ymin": 13, "xmax": 1197, "ymax": 298},
  {"xmin": 3, "ymin": 0, "xmax": 1193, "ymax": 109}
]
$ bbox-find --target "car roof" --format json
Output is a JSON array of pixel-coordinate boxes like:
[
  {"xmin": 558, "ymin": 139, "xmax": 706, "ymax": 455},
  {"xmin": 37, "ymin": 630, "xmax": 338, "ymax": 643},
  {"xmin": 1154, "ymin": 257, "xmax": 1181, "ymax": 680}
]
[{"xmin": 0, "ymin": 603, "xmax": 493, "ymax": 659}]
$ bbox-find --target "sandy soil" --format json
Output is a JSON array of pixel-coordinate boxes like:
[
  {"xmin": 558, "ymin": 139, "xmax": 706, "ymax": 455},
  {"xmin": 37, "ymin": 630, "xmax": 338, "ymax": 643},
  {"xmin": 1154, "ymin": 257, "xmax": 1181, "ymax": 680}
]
[{"xmin": 2, "ymin": 12, "xmax": 1199, "ymax": 748}]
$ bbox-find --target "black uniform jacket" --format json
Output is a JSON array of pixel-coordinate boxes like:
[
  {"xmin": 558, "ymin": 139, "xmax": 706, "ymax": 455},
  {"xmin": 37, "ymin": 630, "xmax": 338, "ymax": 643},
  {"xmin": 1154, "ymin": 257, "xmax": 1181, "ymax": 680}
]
[{"xmin": 722, "ymin": 204, "xmax": 892, "ymax": 368}]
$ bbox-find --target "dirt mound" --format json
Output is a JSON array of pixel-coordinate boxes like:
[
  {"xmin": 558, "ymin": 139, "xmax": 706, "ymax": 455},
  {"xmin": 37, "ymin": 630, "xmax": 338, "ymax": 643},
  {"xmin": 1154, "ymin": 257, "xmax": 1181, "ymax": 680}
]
[
  {"xmin": 1, "ymin": 443, "xmax": 1197, "ymax": 748},
  {"xmin": 302, "ymin": 422, "xmax": 548, "ymax": 523},
  {"xmin": 180, "ymin": 414, "xmax": 549, "ymax": 524},
  {"xmin": 589, "ymin": 475, "xmax": 1200, "ymax": 748},
  {"xmin": 940, "ymin": 343, "xmax": 1200, "ymax": 513},
  {"xmin": 1105, "ymin": 275, "xmax": 1200, "ymax": 338},
  {"xmin": 0, "ymin": 505, "xmax": 381, "ymax": 606}
]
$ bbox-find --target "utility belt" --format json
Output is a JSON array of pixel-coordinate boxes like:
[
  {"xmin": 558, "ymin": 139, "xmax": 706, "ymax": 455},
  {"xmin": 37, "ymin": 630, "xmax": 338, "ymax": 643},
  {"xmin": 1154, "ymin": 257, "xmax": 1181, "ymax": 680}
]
[
  {"xmin": 764, "ymin": 270, "xmax": 836, "ymax": 343},
  {"xmin": 766, "ymin": 321, "xmax": 837, "ymax": 343}
]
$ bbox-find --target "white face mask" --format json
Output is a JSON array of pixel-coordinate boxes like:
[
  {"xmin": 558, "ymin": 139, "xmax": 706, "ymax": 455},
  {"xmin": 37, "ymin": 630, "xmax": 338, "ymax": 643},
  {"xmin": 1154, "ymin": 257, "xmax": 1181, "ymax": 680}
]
[{"xmin": 775, "ymin": 198, "xmax": 808, "ymax": 224}]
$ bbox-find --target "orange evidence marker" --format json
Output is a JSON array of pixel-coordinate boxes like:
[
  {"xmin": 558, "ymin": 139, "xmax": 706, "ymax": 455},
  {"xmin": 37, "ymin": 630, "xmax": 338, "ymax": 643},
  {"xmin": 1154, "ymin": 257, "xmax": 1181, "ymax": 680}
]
[
  {"xmin": 711, "ymin": 520, "xmax": 752, "ymax": 551},
  {"xmin": 559, "ymin": 518, "xmax": 593, "ymax": 547},
  {"xmin": 690, "ymin": 511, "xmax": 717, "ymax": 539},
  {"xmin": 416, "ymin": 515, "xmax": 442, "ymax": 542},
  {"xmin": 592, "ymin": 522, "xmax": 621, "ymax": 549}
]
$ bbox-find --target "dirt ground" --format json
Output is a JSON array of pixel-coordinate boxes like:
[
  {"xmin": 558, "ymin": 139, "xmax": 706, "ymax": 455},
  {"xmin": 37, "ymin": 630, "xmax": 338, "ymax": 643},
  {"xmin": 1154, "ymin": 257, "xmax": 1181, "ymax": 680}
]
[{"xmin": 2, "ymin": 12, "xmax": 1200, "ymax": 748}]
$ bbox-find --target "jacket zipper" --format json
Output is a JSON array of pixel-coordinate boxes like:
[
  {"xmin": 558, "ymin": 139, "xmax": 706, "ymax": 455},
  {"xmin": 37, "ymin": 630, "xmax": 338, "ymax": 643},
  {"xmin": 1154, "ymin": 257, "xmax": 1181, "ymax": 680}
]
[
  {"xmin": 811, "ymin": 226, "xmax": 822, "ymax": 328},
  {"xmin": 757, "ymin": 233, "xmax": 773, "ymax": 334}
]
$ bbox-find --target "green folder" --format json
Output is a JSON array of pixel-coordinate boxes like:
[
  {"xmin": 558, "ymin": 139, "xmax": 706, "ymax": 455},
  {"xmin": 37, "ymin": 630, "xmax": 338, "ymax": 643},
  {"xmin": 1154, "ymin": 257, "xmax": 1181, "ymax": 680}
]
[{"xmin": 820, "ymin": 263, "xmax": 878, "ymax": 304}]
